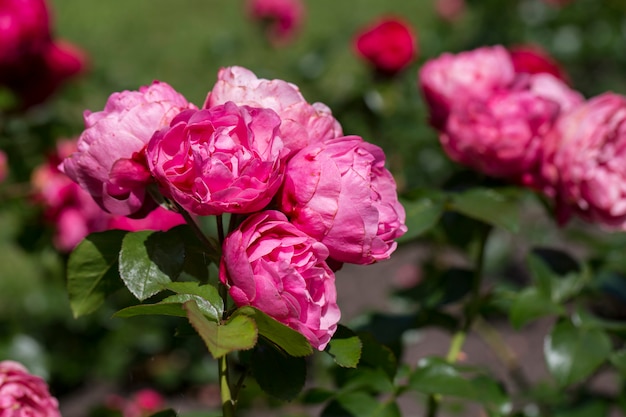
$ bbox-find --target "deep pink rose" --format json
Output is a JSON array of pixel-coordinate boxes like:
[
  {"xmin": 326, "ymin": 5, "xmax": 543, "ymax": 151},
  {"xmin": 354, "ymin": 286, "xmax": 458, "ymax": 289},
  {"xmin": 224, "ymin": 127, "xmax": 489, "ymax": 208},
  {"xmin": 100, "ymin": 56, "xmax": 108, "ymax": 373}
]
[
  {"xmin": 147, "ymin": 102, "xmax": 286, "ymax": 216},
  {"xmin": 419, "ymin": 45, "xmax": 516, "ymax": 130},
  {"xmin": 509, "ymin": 45, "xmax": 568, "ymax": 83},
  {"xmin": 279, "ymin": 135, "xmax": 407, "ymax": 265},
  {"xmin": 246, "ymin": 0, "xmax": 304, "ymax": 45},
  {"xmin": 62, "ymin": 81, "xmax": 196, "ymax": 217},
  {"xmin": 106, "ymin": 389, "xmax": 165, "ymax": 417},
  {"xmin": 0, "ymin": 0, "xmax": 50, "ymax": 70},
  {"xmin": 354, "ymin": 17, "xmax": 417, "ymax": 76},
  {"xmin": 205, "ymin": 66, "xmax": 342, "ymax": 155},
  {"xmin": 0, "ymin": 360, "xmax": 60, "ymax": 417},
  {"xmin": 219, "ymin": 210, "xmax": 340, "ymax": 350},
  {"xmin": 542, "ymin": 93, "xmax": 626, "ymax": 228},
  {"xmin": 442, "ymin": 90, "xmax": 560, "ymax": 184},
  {"xmin": 0, "ymin": 150, "xmax": 7, "ymax": 183}
]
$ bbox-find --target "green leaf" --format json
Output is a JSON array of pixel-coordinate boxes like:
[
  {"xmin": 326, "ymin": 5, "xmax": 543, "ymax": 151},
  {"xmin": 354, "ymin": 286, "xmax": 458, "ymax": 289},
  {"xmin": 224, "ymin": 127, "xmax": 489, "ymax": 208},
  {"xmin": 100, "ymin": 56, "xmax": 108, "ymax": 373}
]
[
  {"xmin": 232, "ymin": 306, "xmax": 313, "ymax": 357},
  {"xmin": 448, "ymin": 188, "xmax": 520, "ymax": 233},
  {"xmin": 398, "ymin": 192, "xmax": 446, "ymax": 242},
  {"xmin": 359, "ymin": 333, "xmax": 397, "ymax": 380},
  {"xmin": 184, "ymin": 301, "xmax": 257, "ymax": 358},
  {"xmin": 544, "ymin": 319, "xmax": 612, "ymax": 387},
  {"xmin": 409, "ymin": 357, "xmax": 507, "ymax": 405},
  {"xmin": 528, "ymin": 250, "xmax": 588, "ymax": 303},
  {"xmin": 67, "ymin": 230, "xmax": 128, "ymax": 317},
  {"xmin": 165, "ymin": 282, "xmax": 223, "ymax": 321},
  {"xmin": 553, "ymin": 400, "xmax": 609, "ymax": 417},
  {"xmin": 610, "ymin": 349, "xmax": 626, "ymax": 377},
  {"xmin": 119, "ymin": 230, "xmax": 185, "ymax": 301},
  {"xmin": 509, "ymin": 288, "xmax": 564, "ymax": 329},
  {"xmin": 114, "ymin": 302, "xmax": 186, "ymax": 318},
  {"xmin": 323, "ymin": 392, "xmax": 401, "ymax": 417},
  {"xmin": 251, "ymin": 338, "xmax": 306, "ymax": 401},
  {"xmin": 326, "ymin": 325, "xmax": 362, "ymax": 368}
]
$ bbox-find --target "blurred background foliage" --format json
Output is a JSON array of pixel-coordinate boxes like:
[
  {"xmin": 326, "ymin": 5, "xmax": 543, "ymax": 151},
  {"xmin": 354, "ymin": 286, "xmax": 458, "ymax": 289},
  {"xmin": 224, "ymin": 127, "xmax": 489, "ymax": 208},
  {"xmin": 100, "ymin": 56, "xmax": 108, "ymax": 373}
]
[{"xmin": 3, "ymin": 0, "xmax": 626, "ymax": 416}]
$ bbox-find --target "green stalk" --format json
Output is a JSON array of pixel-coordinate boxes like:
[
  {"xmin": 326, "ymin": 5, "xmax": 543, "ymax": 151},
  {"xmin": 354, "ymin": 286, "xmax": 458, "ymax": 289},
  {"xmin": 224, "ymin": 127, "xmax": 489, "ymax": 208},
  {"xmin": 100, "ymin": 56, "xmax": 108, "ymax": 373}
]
[
  {"xmin": 425, "ymin": 226, "xmax": 491, "ymax": 417},
  {"xmin": 220, "ymin": 355, "xmax": 236, "ymax": 417}
]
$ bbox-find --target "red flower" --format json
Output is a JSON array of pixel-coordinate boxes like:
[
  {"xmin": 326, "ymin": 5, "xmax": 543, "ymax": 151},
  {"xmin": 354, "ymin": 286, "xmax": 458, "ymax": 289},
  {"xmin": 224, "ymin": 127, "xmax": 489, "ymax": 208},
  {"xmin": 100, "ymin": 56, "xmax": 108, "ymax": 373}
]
[
  {"xmin": 509, "ymin": 45, "xmax": 568, "ymax": 83},
  {"xmin": 354, "ymin": 17, "xmax": 417, "ymax": 76}
]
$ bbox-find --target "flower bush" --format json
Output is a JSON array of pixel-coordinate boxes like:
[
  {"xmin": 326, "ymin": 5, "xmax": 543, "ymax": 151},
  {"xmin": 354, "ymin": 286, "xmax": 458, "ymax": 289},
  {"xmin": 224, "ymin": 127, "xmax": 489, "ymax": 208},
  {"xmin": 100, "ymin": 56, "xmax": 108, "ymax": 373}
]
[{"xmin": 4, "ymin": 1, "xmax": 626, "ymax": 417}]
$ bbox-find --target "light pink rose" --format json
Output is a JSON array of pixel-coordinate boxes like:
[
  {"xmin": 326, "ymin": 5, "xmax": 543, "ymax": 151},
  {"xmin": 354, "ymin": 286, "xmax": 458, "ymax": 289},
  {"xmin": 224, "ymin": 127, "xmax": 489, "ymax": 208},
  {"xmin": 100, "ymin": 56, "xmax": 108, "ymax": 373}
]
[
  {"xmin": 279, "ymin": 135, "xmax": 407, "ymax": 265},
  {"xmin": 435, "ymin": 0, "xmax": 466, "ymax": 22},
  {"xmin": 542, "ymin": 93, "xmax": 626, "ymax": 228},
  {"xmin": 418, "ymin": 45, "xmax": 516, "ymax": 130},
  {"xmin": 62, "ymin": 81, "xmax": 196, "ymax": 217},
  {"xmin": 246, "ymin": 0, "xmax": 304, "ymax": 45},
  {"xmin": 147, "ymin": 102, "xmax": 286, "ymax": 216},
  {"xmin": 205, "ymin": 66, "xmax": 342, "ymax": 155},
  {"xmin": 521, "ymin": 73, "xmax": 583, "ymax": 113},
  {"xmin": 219, "ymin": 210, "xmax": 340, "ymax": 350},
  {"xmin": 441, "ymin": 89, "xmax": 561, "ymax": 185},
  {"xmin": 0, "ymin": 360, "xmax": 61, "ymax": 417}
]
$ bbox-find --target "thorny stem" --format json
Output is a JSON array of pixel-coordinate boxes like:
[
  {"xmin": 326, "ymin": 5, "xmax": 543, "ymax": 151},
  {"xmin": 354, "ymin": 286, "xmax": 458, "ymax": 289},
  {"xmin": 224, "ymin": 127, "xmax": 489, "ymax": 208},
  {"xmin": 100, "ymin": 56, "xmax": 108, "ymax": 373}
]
[{"xmin": 426, "ymin": 226, "xmax": 491, "ymax": 417}]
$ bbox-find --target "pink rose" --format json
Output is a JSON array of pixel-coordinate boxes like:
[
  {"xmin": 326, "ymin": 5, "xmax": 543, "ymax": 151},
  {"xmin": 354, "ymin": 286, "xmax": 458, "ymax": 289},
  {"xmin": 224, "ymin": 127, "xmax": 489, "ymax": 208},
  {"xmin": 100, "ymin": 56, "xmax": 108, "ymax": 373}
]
[
  {"xmin": 0, "ymin": 0, "xmax": 50, "ymax": 70},
  {"xmin": 219, "ymin": 210, "xmax": 340, "ymax": 350},
  {"xmin": 0, "ymin": 150, "xmax": 7, "ymax": 183},
  {"xmin": 435, "ymin": 0, "xmax": 466, "ymax": 22},
  {"xmin": 442, "ymin": 90, "xmax": 561, "ymax": 184},
  {"xmin": 0, "ymin": 360, "xmax": 61, "ymax": 417},
  {"xmin": 205, "ymin": 66, "xmax": 342, "ymax": 156},
  {"xmin": 542, "ymin": 93, "xmax": 626, "ymax": 228},
  {"xmin": 418, "ymin": 45, "xmax": 516, "ymax": 130},
  {"xmin": 62, "ymin": 81, "xmax": 196, "ymax": 217},
  {"xmin": 279, "ymin": 136, "xmax": 407, "ymax": 265},
  {"xmin": 246, "ymin": 0, "xmax": 304, "ymax": 45},
  {"xmin": 147, "ymin": 102, "xmax": 286, "ymax": 216},
  {"xmin": 106, "ymin": 389, "xmax": 165, "ymax": 417},
  {"xmin": 354, "ymin": 17, "xmax": 417, "ymax": 76},
  {"xmin": 509, "ymin": 45, "xmax": 568, "ymax": 83}
]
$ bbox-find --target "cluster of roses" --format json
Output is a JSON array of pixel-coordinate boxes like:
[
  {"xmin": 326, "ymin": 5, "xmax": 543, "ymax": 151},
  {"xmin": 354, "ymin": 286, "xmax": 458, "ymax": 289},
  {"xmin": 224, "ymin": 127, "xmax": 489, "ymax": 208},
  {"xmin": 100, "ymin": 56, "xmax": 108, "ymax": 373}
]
[
  {"xmin": 0, "ymin": 0, "xmax": 86, "ymax": 110},
  {"xmin": 61, "ymin": 66, "xmax": 407, "ymax": 351},
  {"xmin": 419, "ymin": 44, "xmax": 626, "ymax": 229}
]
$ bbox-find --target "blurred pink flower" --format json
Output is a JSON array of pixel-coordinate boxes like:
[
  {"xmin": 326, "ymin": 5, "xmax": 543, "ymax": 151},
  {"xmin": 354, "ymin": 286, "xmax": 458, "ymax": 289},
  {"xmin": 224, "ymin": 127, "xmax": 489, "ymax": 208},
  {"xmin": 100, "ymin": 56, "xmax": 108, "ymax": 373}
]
[
  {"xmin": 542, "ymin": 0, "xmax": 573, "ymax": 7},
  {"xmin": 62, "ymin": 81, "xmax": 196, "ymax": 217},
  {"xmin": 435, "ymin": 0, "xmax": 466, "ymax": 22},
  {"xmin": 418, "ymin": 45, "xmax": 516, "ymax": 130},
  {"xmin": 542, "ymin": 92, "xmax": 626, "ymax": 229},
  {"xmin": 106, "ymin": 388, "xmax": 165, "ymax": 417},
  {"xmin": 0, "ymin": 150, "xmax": 7, "ymax": 183},
  {"xmin": 34, "ymin": 139, "xmax": 184, "ymax": 252},
  {"xmin": 0, "ymin": 0, "xmax": 86, "ymax": 109},
  {"xmin": 147, "ymin": 103, "xmax": 286, "ymax": 216},
  {"xmin": 279, "ymin": 136, "xmax": 407, "ymax": 265},
  {"xmin": 205, "ymin": 66, "xmax": 342, "ymax": 156},
  {"xmin": 509, "ymin": 44, "xmax": 568, "ymax": 83},
  {"xmin": 353, "ymin": 16, "xmax": 418, "ymax": 76},
  {"xmin": 219, "ymin": 210, "xmax": 340, "ymax": 350},
  {"xmin": 246, "ymin": 0, "xmax": 304, "ymax": 45},
  {"xmin": 0, "ymin": 360, "xmax": 61, "ymax": 417}
]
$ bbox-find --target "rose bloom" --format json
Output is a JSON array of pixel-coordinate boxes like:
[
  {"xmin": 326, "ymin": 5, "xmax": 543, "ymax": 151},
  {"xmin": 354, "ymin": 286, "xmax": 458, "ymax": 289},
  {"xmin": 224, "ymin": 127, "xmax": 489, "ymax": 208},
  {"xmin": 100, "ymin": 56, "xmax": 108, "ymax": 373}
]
[
  {"xmin": 542, "ymin": 92, "xmax": 626, "ymax": 228},
  {"xmin": 0, "ymin": 0, "xmax": 86, "ymax": 109},
  {"xmin": 354, "ymin": 16, "xmax": 417, "ymax": 76},
  {"xmin": 147, "ymin": 102, "xmax": 286, "ymax": 216},
  {"xmin": 246, "ymin": 0, "xmax": 304, "ymax": 45},
  {"xmin": 106, "ymin": 389, "xmax": 165, "ymax": 417},
  {"xmin": 219, "ymin": 210, "xmax": 340, "ymax": 350},
  {"xmin": 0, "ymin": 360, "xmax": 61, "ymax": 417},
  {"xmin": 279, "ymin": 135, "xmax": 407, "ymax": 265},
  {"xmin": 435, "ymin": 0, "xmax": 466, "ymax": 22},
  {"xmin": 509, "ymin": 45, "xmax": 568, "ymax": 83},
  {"xmin": 62, "ymin": 81, "xmax": 196, "ymax": 217},
  {"xmin": 0, "ymin": 150, "xmax": 7, "ymax": 183},
  {"xmin": 205, "ymin": 66, "xmax": 342, "ymax": 156},
  {"xmin": 418, "ymin": 45, "xmax": 516, "ymax": 130},
  {"xmin": 34, "ymin": 139, "xmax": 185, "ymax": 252}
]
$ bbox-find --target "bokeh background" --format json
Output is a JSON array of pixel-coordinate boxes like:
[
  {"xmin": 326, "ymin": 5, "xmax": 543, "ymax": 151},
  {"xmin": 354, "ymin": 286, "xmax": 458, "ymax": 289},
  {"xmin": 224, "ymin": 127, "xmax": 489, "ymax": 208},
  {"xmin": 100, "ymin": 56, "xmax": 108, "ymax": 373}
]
[{"xmin": 3, "ymin": 0, "xmax": 626, "ymax": 416}]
